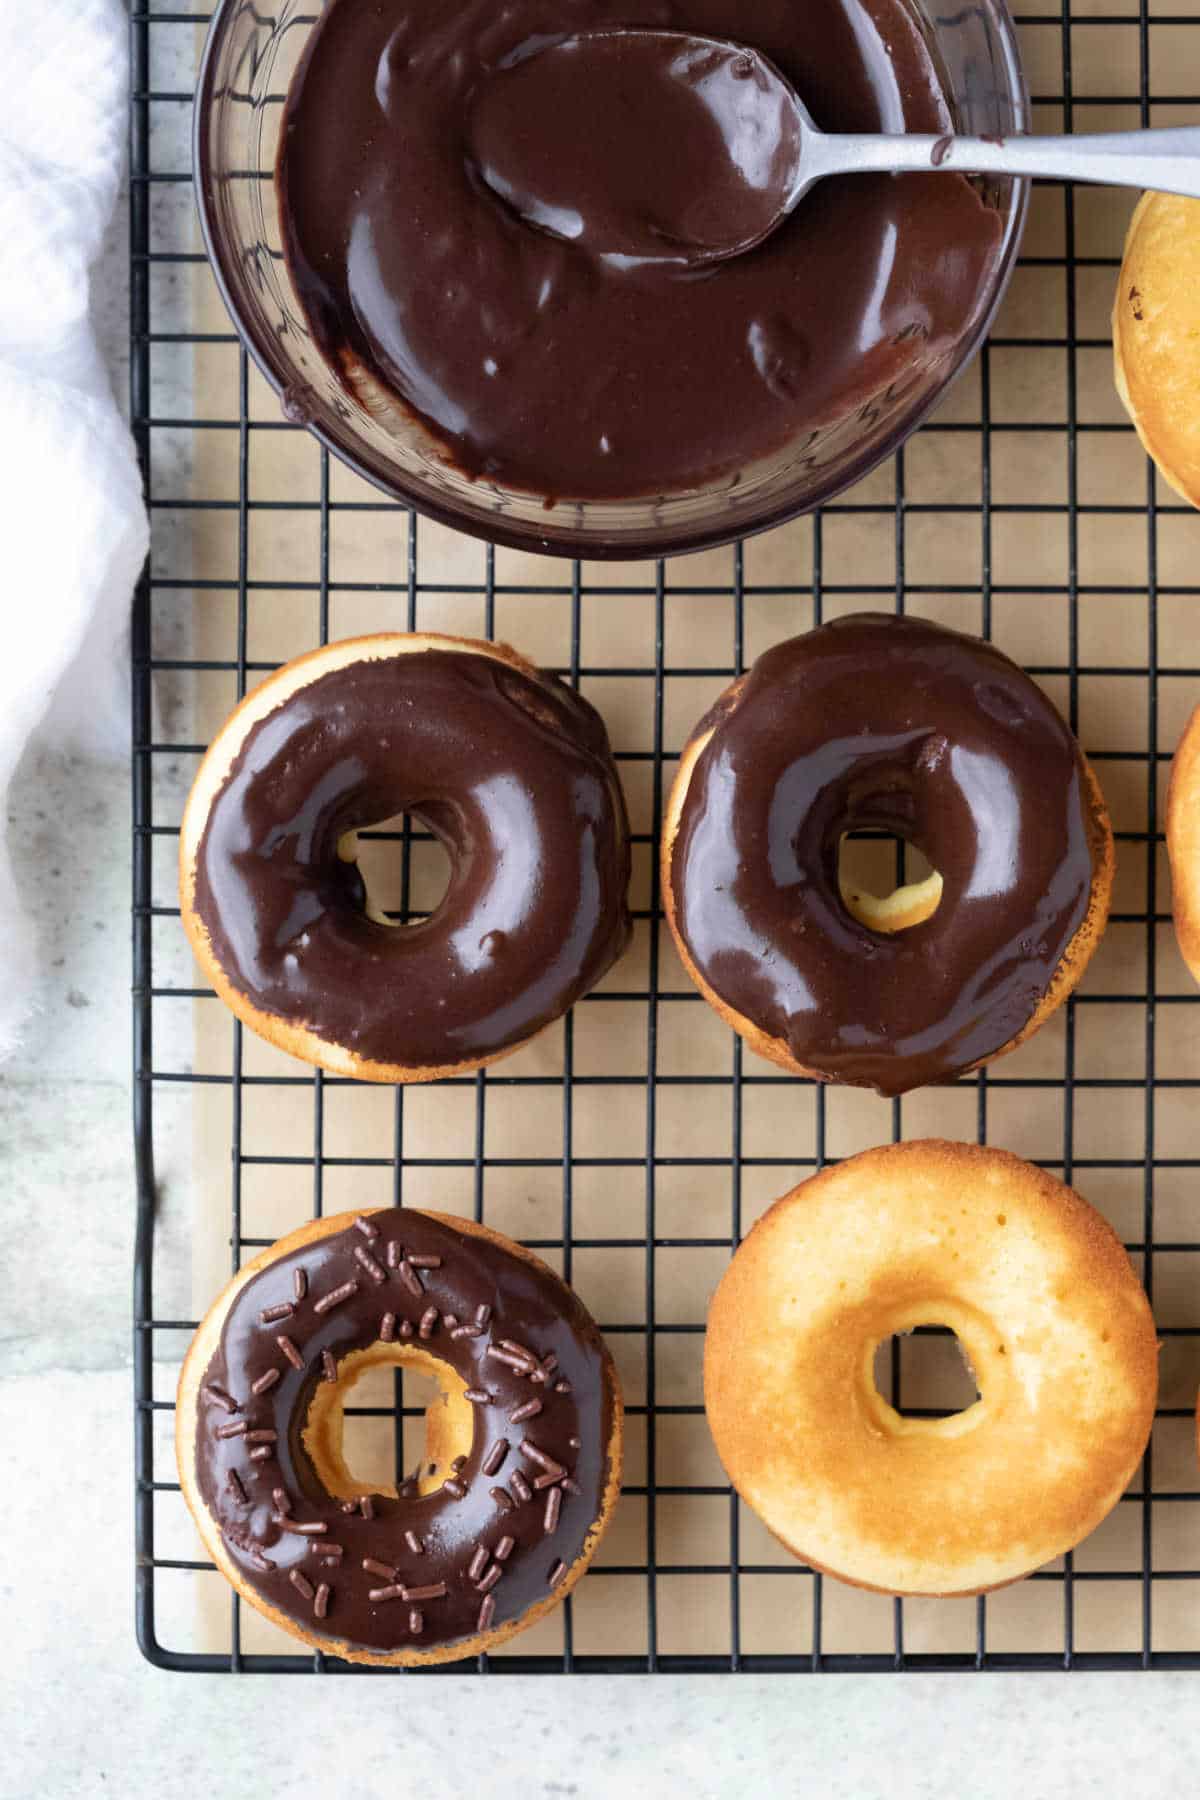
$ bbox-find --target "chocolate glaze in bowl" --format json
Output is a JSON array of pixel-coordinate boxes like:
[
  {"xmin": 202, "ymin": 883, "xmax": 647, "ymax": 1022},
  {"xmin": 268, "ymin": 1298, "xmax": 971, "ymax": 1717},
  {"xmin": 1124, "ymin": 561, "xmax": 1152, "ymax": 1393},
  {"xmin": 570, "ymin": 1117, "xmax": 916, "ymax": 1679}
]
[{"xmin": 195, "ymin": 0, "xmax": 1028, "ymax": 556}]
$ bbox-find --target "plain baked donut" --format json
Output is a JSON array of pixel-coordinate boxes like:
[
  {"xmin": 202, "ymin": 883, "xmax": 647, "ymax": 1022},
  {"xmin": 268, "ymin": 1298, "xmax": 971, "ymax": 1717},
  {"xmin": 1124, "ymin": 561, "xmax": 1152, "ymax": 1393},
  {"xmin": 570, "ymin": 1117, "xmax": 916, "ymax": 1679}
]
[
  {"xmin": 1167, "ymin": 701, "xmax": 1200, "ymax": 984},
  {"xmin": 177, "ymin": 1206, "xmax": 622, "ymax": 1665},
  {"xmin": 704, "ymin": 1141, "xmax": 1158, "ymax": 1597},
  {"xmin": 1113, "ymin": 191, "xmax": 1200, "ymax": 509},
  {"xmin": 179, "ymin": 632, "xmax": 630, "ymax": 1081},
  {"xmin": 662, "ymin": 613, "xmax": 1114, "ymax": 1094}
]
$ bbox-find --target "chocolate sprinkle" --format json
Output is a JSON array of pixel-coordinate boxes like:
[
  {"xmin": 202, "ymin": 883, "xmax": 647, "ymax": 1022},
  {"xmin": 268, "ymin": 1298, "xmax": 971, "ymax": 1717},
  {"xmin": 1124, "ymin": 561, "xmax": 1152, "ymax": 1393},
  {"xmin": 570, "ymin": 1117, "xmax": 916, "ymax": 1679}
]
[
  {"xmin": 204, "ymin": 1384, "xmax": 238, "ymax": 1413},
  {"xmin": 408, "ymin": 1254, "xmax": 442, "ymax": 1269},
  {"xmin": 464, "ymin": 1389, "xmax": 493, "ymax": 1405},
  {"xmin": 409, "ymin": 1608, "xmax": 424, "ymax": 1635},
  {"xmin": 225, "ymin": 1469, "xmax": 247, "ymax": 1503},
  {"xmin": 499, "ymin": 1338, "xmax": 538, "ymax": 1367},
  {"xmin": 510, "ymin": 1471, "xmax": 532, "ymax": 1504},
  {"xmin": 289, "ymin": 1569, "xmax": 315, "ymax": 1600},
  {"xmin": 555, "ymin": 1380, "xmax": 572, "ymax": 1394},
  {"xmin": 520, "ymin": 1438, "xmax": 560, "ymax": 1471},
  {"xmin": 272, "ymin": 1487, "xmax": 292, "ymax": 1515},
  {"xmin": 293, "ymin": 1268, "xmax": 308, "ymax": 1301},
  {"xmin": 486, "ymin": 1346, "xmax": 533, "ymax": 1375},
  {"xmin": 289, "ymin": 1521, "xmax": 329, "ymax": 1535},
  {"xmin": 476, "ymin": 1563, "xmax": 503, "ymax": 1594},
  {"xmin": 508, "ymin": 1399, "xmax": 542, "ymax": 1423},
  {"xmin": 380, "ymin": 1312, "xmax": 396, "ymax": 1343},
  {"xmin": 419, "ymin": 1306, "xmax": 438, "ymax": 1339},
  {"xmin": 314, "ymin": 1582, "xmax": 330, "ymax": 1619},
  {"xmin": 385, "ymin": 1239, "xmax": 400, "ymax": 1268},
  {"xmin": 451, "ymin": 1455, "xmax": 467, "ymax": 1473},
  {"xmin": 569, "ymin": 1437, "xmax": 582, "ymax": 1449},
  {"xmin": 360, "ymin": 1495, "xmax": 375, "ymax": 1521},
  {"xmin": 544, "ymin": 1486, "xmax": 562, "ymax": 1534},
  {"xmin": 477, "ymin": 1594, "xmax": 496, "ymax": 1632},
  {"xmin": 363, "ymin": 1558, "xmax": 398, "ymax": 1579},
  {"xmin": 276, "ymin": 1334, "xmax": 304, "ymax": 1369},
  {"xmin": 475, "ymin": 1303, "xmax": 492, "ymax": 1328},
  {"xmin": 321, "ymin": 1349, "xmax": 337, "ymax": 1383},
  {"xmin": 405, "ymin": 1531, "xmax": 424, "ymax": 1555},
  {"xmin": 490, "ymin": 1487, "xmax": 514, "ymax": 1511},
  {"xmin": 399, "ymin": 1319, "xmax": 414, "ymax": 1340},
  {"xmin": 249, "ymin": 1446, "xmax": 274, "ymax": 1463},
  {"xmin": 403, "ymin": 1582, "xmax": 447, "ymax": 1602},
  {"xmin": 251, "ymin": 1368, "xmax": 281, "ymax": 1396},
  {"xmin": 482, "ymin": 1440, "xmax": 509, "ymax": 1477},
  {"xmin": 397, "ymin": 1260, "xmax": 423, "ymax": 1297},
  {"xmin": 316, "ymin": 1543, "xmax": 344, "ymax": 1561},
  {"xmin": 562, "ymin": 1478, "xmax": 582, "ymax": 1497},
  {"xmin": 548, "ymin": 1559, "xmax": 566, "ymax": 1589},
  {"xmin": 369, "ymin": 1584, "xmax": 406, "ymax": 1602},
  {"xmin": 468, "ymin": 1545, "xmax": 489, "ymax": 1581},
  {"xmin": 451, "ymin": 1323, "xmax": 483, "ymax": 1339},
  {"xmin": 442, "ymin": 1479, "xmax": 467, "ymax": 1499},
  {"xmin": 245, "ymin": 1428, "xmax": 278, "ymax": 1444},
  {"xmin": 354, "ymin": 1215, "xmax": 379, "ymax": 1239},
  {"xmin": 259, "ymin": 1302, "xmax": 294, "ymax": 1324},
  {"xmin": 314, "ymin": 1279, "xmax": 359, "ymax": 1314},
  {"xmin": 354, "ymin": 1244, "xmax": 387, "ymax": 1284},
  {"xmin": 225, "ymin": 1534, "xmax": 274, "ymax": 1573},
  {"xmin": 495, "ymin": 1535, "xmax": 515, "ymax": 1561},
  {"xmin": 215, "ymin": 1420, "xmax": 248, "ymax": 1439}
]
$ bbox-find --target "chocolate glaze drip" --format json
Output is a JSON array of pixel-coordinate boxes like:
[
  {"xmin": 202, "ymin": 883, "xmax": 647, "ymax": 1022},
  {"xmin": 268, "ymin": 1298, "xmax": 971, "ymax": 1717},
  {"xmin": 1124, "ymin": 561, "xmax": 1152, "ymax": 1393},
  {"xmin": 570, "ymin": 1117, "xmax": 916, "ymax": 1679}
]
[
  {"xmin": 275, "ymin": 0, "xmax": 1004, "ymax": 500},
  {"xmin": 190, "ymin": 646, "xmax": 630, "ymax": 1070},
  {"xmin": 195, "ymin": 1209, "xmax": 617, "ymax": 1654},
  {"xmin": 669, "ymin": 614, "xmax": 1099, "ymax": 1095}
]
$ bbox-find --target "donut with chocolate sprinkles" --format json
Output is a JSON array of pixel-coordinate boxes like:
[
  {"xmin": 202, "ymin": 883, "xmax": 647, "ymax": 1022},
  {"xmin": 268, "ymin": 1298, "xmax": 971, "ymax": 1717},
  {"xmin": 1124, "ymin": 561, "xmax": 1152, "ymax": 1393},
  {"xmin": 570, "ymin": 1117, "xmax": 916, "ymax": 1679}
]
[{"xmin": 176, "ymin": 1206, "xmax": 622, "ymax": 1665}]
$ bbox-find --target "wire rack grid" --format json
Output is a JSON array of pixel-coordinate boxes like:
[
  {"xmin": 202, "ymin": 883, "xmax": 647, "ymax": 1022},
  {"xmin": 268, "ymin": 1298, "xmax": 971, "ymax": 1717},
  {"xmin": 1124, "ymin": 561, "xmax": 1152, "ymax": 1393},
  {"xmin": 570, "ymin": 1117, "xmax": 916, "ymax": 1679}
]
[{"xmin": 133, "ymin": 4, "xmax": 1200, "ymax": 1672}]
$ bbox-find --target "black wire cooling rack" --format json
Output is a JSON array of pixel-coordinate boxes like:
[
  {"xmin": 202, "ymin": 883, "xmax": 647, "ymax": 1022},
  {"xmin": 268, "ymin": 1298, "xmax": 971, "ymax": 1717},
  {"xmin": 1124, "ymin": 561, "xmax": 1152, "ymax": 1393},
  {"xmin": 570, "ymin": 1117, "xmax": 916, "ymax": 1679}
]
[{"xmin": 132, "ymin": 5, "xmax": 1200, "ymax": 1671}]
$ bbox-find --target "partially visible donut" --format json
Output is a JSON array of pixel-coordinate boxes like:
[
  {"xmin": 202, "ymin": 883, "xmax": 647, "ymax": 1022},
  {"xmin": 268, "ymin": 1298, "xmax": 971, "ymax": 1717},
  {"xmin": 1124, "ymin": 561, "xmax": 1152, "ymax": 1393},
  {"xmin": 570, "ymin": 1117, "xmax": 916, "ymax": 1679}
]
[
  {"xmin": 177, "ymin": 1206, "xmax": 622, "ymax": 1665},
  {"xmin": 662, "ymin": 613, "xmax": 1114, "ymax": 1095},
  {"xmin": 1167, "ymin": 702, "xmax": 1200, "ymax": 984},
  {"xmin": 704, "ymin": 1141, "xmax": 1158, "ymax": 1597},
  {"xmin": 1113, "ymin": 191, "xmax": 1200, "ymax": 509},
  {"xmin": 179, "ymin": 632, "xmax": 631, "ymax": 1081}
]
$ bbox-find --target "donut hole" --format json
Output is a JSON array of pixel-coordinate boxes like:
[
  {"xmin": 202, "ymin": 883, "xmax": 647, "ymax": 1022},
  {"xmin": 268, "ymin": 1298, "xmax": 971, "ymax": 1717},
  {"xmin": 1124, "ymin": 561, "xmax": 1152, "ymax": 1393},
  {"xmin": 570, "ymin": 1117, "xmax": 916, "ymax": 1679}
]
[
  {"xmin": 304, "ymin": 1345, "xmax": 476, "ymax": 1502},
  {"xmin": 872, "ymin": 1325, "xmax": 980, "ymax": 1421},
  {"xmin": 837, "ymin": 832, "xmax": 942, "ymax": 935},
  {"xmin": 341, "ymin": 812, "xmax": 452, "ymax": 927}
]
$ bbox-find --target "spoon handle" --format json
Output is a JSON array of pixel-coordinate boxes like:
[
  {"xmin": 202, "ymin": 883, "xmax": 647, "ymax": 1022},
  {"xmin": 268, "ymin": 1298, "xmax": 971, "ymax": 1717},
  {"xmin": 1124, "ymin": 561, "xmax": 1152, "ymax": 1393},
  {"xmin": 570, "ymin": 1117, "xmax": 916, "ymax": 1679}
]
[{"xmin": 811, "ymin": 125, "xmax": 1200, "ymax": 199}]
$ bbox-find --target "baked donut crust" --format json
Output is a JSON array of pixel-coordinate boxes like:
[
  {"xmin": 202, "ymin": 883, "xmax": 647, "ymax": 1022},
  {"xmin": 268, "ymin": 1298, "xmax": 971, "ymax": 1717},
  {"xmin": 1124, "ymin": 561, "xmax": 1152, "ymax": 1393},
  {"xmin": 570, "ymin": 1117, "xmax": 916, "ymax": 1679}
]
[
  {"xmin": 661, "ymin": 678, "xmax": 1114, "ymax": 1086},
  {"xmin": 179, "ymin": 632, "xmax": 629, "ymax": 1082},
  {"xmin": 1167, "ymin": 702, "xmax": 1200, "ymax": 985},
  {"xmin": 1113, "ymin": 191, "xmax": 1200, "ymax": 508},
  {"xmin": 177, "ymin": 1207, "xmax": 623, "ymax": 1665},
  {"xmin": 704, "ymin": 1141, "xmax": 1158, "ymax": 1597}
]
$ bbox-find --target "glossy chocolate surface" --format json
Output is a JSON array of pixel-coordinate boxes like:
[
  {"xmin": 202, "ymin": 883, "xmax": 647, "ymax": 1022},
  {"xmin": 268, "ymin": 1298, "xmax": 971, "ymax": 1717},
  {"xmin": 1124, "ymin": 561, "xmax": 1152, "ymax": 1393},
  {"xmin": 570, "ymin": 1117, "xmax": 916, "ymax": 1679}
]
[
  {"xmin": 669, "ymin": 614, "xmax": 1098, "ymax": 1095},
  {"xmin": 470, "ymin": 33, "xmax": 801, "ymax": 262},
  {"xmin": 191, "ymin": 646, "xmax": 630, "ymax": 1070},
  {"xmin": 275, "ymin": 0, "xmax": 1004, "ymax": 500},
  {"xmin": 194, "ymin": 1209, "xmax": 617, "ymax": 1654}
]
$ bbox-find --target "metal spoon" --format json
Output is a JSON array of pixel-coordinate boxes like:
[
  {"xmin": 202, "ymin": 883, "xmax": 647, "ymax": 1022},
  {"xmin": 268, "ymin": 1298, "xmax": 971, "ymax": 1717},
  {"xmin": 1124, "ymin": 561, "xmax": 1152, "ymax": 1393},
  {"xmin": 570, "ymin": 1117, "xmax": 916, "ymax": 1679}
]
[{"xmin": 472, "ymin": 29, "xmax": 1200, "ymax": 265}]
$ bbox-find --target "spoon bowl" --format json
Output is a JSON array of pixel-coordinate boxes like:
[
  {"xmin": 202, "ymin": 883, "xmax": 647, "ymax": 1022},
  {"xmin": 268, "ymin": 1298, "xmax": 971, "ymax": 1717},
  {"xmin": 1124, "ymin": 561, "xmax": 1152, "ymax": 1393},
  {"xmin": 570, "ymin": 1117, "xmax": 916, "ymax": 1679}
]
[{"xmin": 474, "ymin": 28, "xmax": 1200, "ymax": 267}]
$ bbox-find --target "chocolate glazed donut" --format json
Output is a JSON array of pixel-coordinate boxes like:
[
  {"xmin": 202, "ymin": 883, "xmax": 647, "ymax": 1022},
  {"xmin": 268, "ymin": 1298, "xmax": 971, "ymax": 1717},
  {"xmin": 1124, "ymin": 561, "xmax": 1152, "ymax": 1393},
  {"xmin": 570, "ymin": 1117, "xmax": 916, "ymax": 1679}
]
[
  {"xmin": 662, "ymin": 614, "xmax": 1114, "ymax": 1095},
  {"xmin": 177, "ymin": 1207, "xmax": 622, "ymax": 1664},
  {"xmin": 179, "ymin": 634, "xmax": 631, "ymax": 1080}
]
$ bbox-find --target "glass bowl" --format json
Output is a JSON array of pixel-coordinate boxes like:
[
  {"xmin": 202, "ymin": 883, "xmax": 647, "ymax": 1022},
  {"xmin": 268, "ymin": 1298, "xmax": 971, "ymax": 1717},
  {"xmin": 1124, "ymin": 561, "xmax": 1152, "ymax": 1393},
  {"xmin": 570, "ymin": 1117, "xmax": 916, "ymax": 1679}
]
[{"xmin": 194, "ymin": 0, "xmax": 1029, "ymax": 560}]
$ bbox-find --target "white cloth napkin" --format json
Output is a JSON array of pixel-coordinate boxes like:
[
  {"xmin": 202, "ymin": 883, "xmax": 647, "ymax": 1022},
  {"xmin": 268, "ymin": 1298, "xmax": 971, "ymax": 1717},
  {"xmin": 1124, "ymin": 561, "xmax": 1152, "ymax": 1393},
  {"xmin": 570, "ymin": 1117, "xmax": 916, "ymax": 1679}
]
[{"xmin": 0, "ymin": 0, "xmax": 148, "ymax": 1057}]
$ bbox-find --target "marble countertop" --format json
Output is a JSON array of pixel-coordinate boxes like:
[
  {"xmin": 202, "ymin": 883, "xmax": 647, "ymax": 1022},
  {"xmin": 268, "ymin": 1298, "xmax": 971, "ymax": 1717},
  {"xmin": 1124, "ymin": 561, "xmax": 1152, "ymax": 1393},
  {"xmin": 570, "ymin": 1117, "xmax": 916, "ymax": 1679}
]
[{"xmin": 1, "ymin": 57, "xmax": 1195, "ymax": 1800}]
